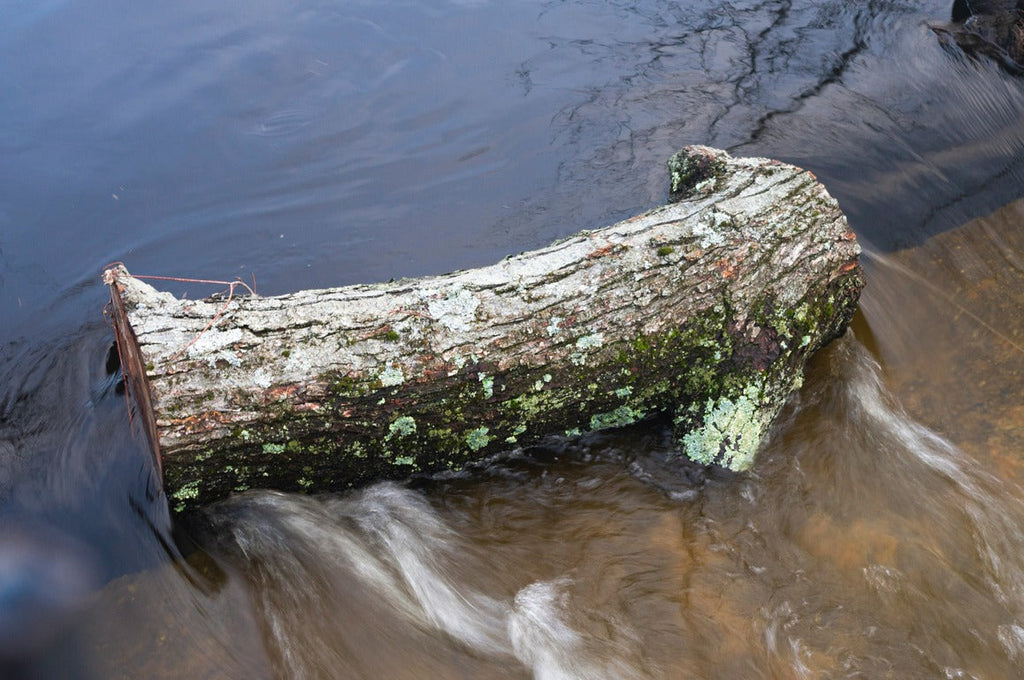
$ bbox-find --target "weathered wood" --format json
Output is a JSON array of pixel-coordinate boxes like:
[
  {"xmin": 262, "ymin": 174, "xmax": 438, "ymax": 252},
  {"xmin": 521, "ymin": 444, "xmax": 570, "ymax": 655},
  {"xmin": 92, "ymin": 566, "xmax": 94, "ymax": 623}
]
[{"xmin": 105, "ymin": 146, "xmax": 862, "ymax": 511}]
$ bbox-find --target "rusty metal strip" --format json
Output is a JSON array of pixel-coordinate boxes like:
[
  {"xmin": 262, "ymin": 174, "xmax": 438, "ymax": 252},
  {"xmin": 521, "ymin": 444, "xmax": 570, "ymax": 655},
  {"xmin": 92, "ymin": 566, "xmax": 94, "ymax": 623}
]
[{"xmin": 103, "ymin": 265, "xmax": 163, "ymax": 479}]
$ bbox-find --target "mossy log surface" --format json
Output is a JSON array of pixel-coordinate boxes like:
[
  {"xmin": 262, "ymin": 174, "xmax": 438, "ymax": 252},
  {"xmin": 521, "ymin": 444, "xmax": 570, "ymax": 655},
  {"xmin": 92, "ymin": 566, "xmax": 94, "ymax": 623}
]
[{"xmin": 104, "ymin": 146, "xmax": 862, "ymax": 512}]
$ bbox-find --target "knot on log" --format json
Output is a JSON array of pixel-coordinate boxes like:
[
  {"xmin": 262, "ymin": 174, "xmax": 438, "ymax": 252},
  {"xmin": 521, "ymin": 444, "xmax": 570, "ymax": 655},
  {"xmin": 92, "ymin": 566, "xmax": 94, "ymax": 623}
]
[
  {"xmin": 667, "ymin": 146, "xmax": 730, "ymax": 203},
  {"xmin": 104, "ymin": 147, "xmax": 863, "ymax": 512}
]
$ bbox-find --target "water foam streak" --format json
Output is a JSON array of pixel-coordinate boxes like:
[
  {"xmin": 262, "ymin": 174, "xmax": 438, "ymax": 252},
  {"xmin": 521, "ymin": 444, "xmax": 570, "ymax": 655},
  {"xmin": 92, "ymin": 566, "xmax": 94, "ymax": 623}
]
[{"xmin": 208, "ymin": 483, "xmax": 645, "ymax": 679}]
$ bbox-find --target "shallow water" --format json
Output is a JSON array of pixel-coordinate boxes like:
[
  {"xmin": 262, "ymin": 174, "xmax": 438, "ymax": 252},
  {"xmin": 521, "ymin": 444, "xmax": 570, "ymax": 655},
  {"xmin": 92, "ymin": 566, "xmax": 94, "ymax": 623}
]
[
  {"xmin": 83, "ymin": 308, "xmax": 1024, "ymax": 679},
  {"xmin": 2, "ymin": 0, "xmax": 1024, "ymax": 678}
]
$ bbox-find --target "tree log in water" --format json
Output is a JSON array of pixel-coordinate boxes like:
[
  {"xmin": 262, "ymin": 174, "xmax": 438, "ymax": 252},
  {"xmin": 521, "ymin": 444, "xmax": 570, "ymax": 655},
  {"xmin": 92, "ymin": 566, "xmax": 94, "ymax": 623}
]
[{"xmin": 104, "ymin": 146, "xmax": 862, "ymax": 512}]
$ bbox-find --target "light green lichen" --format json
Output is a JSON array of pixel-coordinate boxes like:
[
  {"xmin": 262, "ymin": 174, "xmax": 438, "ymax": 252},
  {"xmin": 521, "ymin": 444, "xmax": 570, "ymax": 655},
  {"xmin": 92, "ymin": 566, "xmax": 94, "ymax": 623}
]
[
  {"xmin": 679, "ymin": 384, "xmax": 764, "ymax": 470},
  {"xmin": 172, "ymin": 480, "xmax": 200, "ymax": 501},
  {"xmin": 478, "ymin": 373, "xmax": 494, "ymax": 399},
  {"xmin": 590, "ymin": 405, "xmax": 644, "ymax": 431},
  {"xmin": 505, "ymin": 423, "xmax": 528, "ymax": 444},
  {"xmin": 262, "ymin": 442, "xmax": 286, "ymax": 455},
  {"xmin": 379, "ymin": 363, "xmax": 405, "ymax": 387},
  {"xmin": 571, "ymin": 332, "xmax": 605, "ymax": 366},
  {"xmin": 546, "ymin": 316, "xmax": 563, "ymax": 337},
  {"xmin": 692, "ymin": 213, "xmax": 729, "ymax": 249},
  {"xmin": 172, "ymin": 480, "xmax": 201, "ymax": 512},
  {"xmin": 428, "ymin": 287, "xmax": 480, "ymax": 332},
  {"xmin": 393, "ymin": 455, "xmax": 416, "ymax": 466},
  {"xmin": 348, "ymin": 441, "xmax": 367, "ymax": 459},
  {"xmin": 387, "ymin": 416, "xmax": 417, "ymax": 440},
  {"xmin": 465, "ymin": 426, "xmax": 491, "ymax": 451}
]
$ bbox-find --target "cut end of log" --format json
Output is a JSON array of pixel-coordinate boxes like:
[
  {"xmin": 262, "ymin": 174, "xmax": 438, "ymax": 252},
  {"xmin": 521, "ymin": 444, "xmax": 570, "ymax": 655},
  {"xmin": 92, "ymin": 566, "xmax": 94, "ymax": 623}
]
[{"xmin": 104, "ymin": 147, "xmax": 863, "ymax": 512}]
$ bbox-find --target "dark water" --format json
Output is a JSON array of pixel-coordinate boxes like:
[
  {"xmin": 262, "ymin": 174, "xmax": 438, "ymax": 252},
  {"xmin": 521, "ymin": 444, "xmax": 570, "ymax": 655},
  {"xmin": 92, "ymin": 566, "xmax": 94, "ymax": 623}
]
[{"xmin": 2, "ymin": 0, "xmax": 1024, "ymax": 677}]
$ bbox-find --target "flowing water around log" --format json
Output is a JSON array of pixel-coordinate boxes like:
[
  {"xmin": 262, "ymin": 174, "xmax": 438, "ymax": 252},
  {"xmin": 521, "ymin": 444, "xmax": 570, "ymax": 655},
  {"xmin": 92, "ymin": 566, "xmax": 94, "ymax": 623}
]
[{"xmin": 2, "ymin": 0, "xmax": 1024, "ymax": 678}]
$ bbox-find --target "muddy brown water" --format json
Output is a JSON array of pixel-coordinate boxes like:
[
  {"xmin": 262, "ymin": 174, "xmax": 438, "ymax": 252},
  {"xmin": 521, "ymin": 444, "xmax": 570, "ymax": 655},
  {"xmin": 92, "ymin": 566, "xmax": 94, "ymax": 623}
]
[{"xmin": 2, "ymin": 1, "xmax": 1024, "ymax": 678}]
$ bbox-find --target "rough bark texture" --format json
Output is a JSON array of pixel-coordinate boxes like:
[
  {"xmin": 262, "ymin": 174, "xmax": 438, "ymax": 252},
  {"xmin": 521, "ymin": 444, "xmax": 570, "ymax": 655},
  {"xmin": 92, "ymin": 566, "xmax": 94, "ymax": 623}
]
[{"xmin": 105, "ymin": 146, "xmax": 862, "ymax": 512}]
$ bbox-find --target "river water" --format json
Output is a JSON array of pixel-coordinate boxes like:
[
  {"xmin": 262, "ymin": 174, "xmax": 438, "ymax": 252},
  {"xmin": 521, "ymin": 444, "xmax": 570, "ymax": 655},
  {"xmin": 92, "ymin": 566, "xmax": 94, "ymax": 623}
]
[{"xmin": 1, "ymin": 0, "xmax": 1023, "ymax": 678}]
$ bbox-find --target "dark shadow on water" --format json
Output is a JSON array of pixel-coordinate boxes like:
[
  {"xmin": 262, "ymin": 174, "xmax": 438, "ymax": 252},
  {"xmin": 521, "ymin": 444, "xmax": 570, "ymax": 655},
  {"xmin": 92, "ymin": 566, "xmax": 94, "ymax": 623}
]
[{"xmin": 0, "ymin": 324, "xmax": 177, "ymax": 674}]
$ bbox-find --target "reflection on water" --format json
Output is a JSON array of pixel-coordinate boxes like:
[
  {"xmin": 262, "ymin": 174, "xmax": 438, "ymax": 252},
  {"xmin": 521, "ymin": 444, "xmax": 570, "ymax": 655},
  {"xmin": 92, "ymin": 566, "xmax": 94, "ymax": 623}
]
[{"xmin": 2, "ymin": 0, "xmax": 1024, "ymax": 677}]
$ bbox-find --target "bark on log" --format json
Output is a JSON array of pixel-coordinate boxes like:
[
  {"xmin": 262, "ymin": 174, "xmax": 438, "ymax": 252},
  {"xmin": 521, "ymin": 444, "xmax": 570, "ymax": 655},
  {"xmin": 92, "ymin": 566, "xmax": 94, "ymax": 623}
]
[{"xmin": 104, "ymin": 146, "xmax": 862, "ymax": 512}]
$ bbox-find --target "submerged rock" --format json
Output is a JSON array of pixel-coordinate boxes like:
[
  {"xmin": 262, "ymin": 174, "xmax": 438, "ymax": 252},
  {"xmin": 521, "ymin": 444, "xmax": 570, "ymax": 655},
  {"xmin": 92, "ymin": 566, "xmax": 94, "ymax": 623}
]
[{"xmin": 937, "ymin": 0, "xmax": 1024, "ymax": 73}]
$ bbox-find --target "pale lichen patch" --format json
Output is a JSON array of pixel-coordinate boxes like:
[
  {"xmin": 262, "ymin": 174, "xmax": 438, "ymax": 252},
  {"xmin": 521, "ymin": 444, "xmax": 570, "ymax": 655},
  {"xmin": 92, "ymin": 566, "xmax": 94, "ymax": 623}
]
[
  {"xmin": 576, "ymin": 332, "xmax": 605, "ymax": 351},
  {"xmin": 427, "ymin": 287, "xmax": 480, "ymax": 332},
  {"xmin": 172, "ymin": 480, "xmax": 200, "ymax": 501},
  {"xmin": 252, "ymin": 368, "xmax": 273, "ymax": 389},
  {"xmin": 694, "ymin": 212, "xmax": 730, "ymax": 249},
  {"xmin": 571, "ymin": 332, "xmax": 605, "ymax": 366},
  {"xmin": 465, "ymin": 426, "xmax": 491, "ymax": 451},
  {"xmin": 505, "ymin": 423, "xmax": 528, "ymax": 444},
  {"xmin": 171, "ymin": 480, "xmax": 201, "ymax": 513},
  {"xmin": 478, "ymin": 373, "xmax": 494, "ymax": 399},
  {"xmin": 546, "ymin": 316, "xmax": 564, "ymax": 337},
  {"xmin": 379, "ymin": 363, "xmax": 405, "ymax": 387},
  {"xmin": 679, "ymin": 384, "xmax": 764, "ymax": 470},
  {"xmin": 590, "ymin": 405, "xmax": 644, "ymax": 431},
  {"xmin": 387, "ymin": 415, "xmax": 417, "ymax": 440},
  {"xmin": 187, "ymin": 327, "xmax": 244, "ymax": 359}
]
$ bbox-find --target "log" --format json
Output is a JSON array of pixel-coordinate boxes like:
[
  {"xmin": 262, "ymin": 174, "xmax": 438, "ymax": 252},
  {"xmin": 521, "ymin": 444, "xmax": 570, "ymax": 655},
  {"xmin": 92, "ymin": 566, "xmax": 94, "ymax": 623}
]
[{"xmin": 104, "ymin": 146, "xmax": 862, "ymax": 512}]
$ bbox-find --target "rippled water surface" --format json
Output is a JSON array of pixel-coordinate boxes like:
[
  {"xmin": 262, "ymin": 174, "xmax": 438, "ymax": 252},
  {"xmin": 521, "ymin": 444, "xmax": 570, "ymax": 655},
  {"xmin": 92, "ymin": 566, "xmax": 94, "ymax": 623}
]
[{"xmin": 2, "ymin": 0, "xmax": 1024, "ymax": 678}]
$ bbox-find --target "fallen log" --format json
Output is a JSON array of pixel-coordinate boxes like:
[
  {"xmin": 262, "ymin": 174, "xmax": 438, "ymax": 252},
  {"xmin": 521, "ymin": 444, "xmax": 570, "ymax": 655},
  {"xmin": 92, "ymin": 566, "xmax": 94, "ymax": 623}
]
[{"xmin": 104, "ymin": 146, "xmax": 862, "ymax": 512}]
